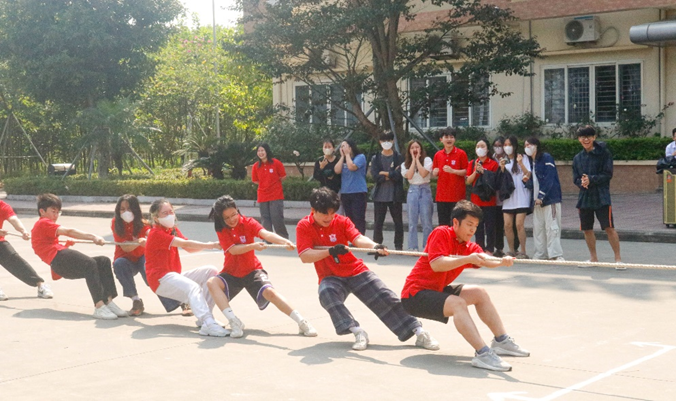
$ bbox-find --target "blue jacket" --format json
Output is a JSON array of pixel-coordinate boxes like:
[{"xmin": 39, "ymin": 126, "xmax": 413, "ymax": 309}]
[
  {"xmin": 531, "ymin": 152, "xmax": 562, "ymax": 206},
  {"xmin": 572, "ymin": 141, "xmax": 613, "ymax": 209}
]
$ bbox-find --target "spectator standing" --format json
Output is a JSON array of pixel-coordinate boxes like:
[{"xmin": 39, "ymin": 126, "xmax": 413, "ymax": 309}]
[
  {"xmin": 666, "ymin": 128, "xmax": 676, "ymax": 157},
  {"xmin": 313, "ymin": 139, "xmax": 341, "ymax": 194},
  {"xmin": 252, "ymin": 143, "xmax": 288, "ymax": 239},
  {"xmin": 499, "ymin": 136, "xmax": 531, "ymax": 258},
  {"xmin": 370, "ymin": 131, "xmax": 405, "ymax": 250},
  {"xmin": 401, "ymin": 140, "xmax": 434, "ymax": 251},
  {"xmin": 335, "ymin": 139, "xmax": 368, "ymax": 234},
  {"xmin": 465, "ymin": 138, "xmax": 499, "ymax": 255},
  {"xmin": 491, "ymin": 137, "xmax": 509, "ymax": 257},
  {"xmin": 432, "ymin": 127, "xmax": 468, "ymax": 226}
]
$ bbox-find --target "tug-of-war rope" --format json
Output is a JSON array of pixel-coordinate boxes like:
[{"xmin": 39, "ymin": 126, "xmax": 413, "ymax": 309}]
[{"xmin": 7, "ymin": 232, "xmax": 673, "ymax": 271}]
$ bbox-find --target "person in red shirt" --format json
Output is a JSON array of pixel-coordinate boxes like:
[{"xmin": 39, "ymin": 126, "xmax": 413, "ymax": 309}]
[
  {"xmin": 0, "ymin": 200, "xmax": 53, "ymax": 301},
  {"xmin": 466, "ymin": 137, "xmax": 499, "ymax": 255},
  {"xmin": 432, "ymin": 127, "xmax": 468, "ymax": 226},
  {"xmin": 251, "ymin": 143, "xmax": 288, "ymax": 238},
  {"xmin": 144, "ymin": 199, "xmax": 228, "ymax": 337},
  {"xmin": 400, "ymin": 200, "xmax": 529, "ymax": 372},
  {"xmin": 30, "ymin": 193, "xmax": 124, "ymax": 320},
  {"xmin": 206, "ymin": 195, "xmax": 317, "ymax": 338},
  {"xmin": 296, "ymin": 187, "xmax": 439, "ymax": 351}
]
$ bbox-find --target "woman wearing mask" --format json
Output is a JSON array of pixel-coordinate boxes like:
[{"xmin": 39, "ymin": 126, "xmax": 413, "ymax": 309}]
[
  {"xmin": 466, "ymin": 137, "xmax": 499, "ymax": 254},
  {"xmin": 525, "ymin": 137, "xmax": 564, "ymax": 261},
  {"xmin": 252, "ymin": 143, "xmax": 288, "ymax": 239},
  {"xmin": 492, "ymin": 137, "xmax": 507, "ymax": 257},
  {"xmin": 313, "ymin": 139, "xmax": 342, "ymax": 194},
  {"xmin": 370, "ymin": 131, "xmax": 405, "ymax": 250},
  {"xmin": 499, "ymin": 136, "xmax": 531, "ymax": 258},
  {"xmin": 334, "ymin": 139, "xmax": 368, "ymax": 234},
  {"xmin": 401, "ymin": 140, "xmax": 433, "ymax": 251}
]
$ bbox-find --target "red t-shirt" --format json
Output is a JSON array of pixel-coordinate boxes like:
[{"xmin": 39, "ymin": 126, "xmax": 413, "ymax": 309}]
[
  {"xmin": 111, "ymin": 218, "xmax": 150, "ymax": 263},
  {"xmin": 145, "ymin": 226, "xmax": 186, "ymax": 292},
  {"xmin": 433, "ymin": 147, "xmax": 468, "ymax": 202},
  {"xmin": 296, "ymin": 213, "xmax": 369, "ymax": 283},
  {"xmin": 0, "ymin": 201, "xmax": 17, "ymax": 242},
  {"xmin": 31, "ymin": 217, "xmax": 66, "ymax": 266},
  {"xmin": 251, "ymin": 158, "xmax": 286, "ymax": 203},
  {"xmin": 401, "ymin": 226, "xmax": 482, "ymax": 298},
  {"xmin": 466, "ymin": 157, "xmax": 499, "ymax": 206},
  {"xmin": 217, "ymin": 215, "xmax": 264, "ymax": 277}
]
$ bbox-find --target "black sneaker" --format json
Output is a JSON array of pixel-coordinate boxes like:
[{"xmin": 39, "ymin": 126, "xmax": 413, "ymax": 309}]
[{"xmin": 129, "ymin": 299, "xmax": 144, "ymax": 316}]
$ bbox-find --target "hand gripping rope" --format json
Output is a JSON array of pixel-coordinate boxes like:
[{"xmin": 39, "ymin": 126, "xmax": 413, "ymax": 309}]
[{"xmin": 5, "ymin": 232, "xmax": 139, "ymax": 247}]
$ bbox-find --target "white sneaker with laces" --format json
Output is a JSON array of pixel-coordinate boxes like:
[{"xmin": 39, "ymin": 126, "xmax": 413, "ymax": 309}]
[
  {"xmin": 471, "ymin": 349, "xmax": 512, "ymax": 372},
  {"xmin": 106, "ymin": 301, "xmax": 128, "ymax": 317},
  {"xmin": 199, "ymin": 322, "xmax": 230, "ymax": 337},
  {"xmin": 0, "ymin": 287, "xmax": 8, "ymax": 301},
  {"xmin": 352, "ymin": 330, "xmax": 369, "ymax": 351},
  {"xmin": 298, "ymin": 320, "xmax": 318, "ymax": 337},
  {"xmin": 37, "ymin": 284, "xmax": 54, "ymax": 299},
  {"xmin": 491, "ymin": 336, "xmax": 530, "ymax": 357},
  {"xmin": 93, "ymin": 305, "xmax": 118, "ymax": 320},
  {"xmin": 415, "ymin": 330, "xmax": 440, "ymax": 350},
  {"xmin": 228, "ymin": 316, "xmax": 245, "ymax": 338},
  {"xmin": 615, "ymin": 262, "xmax": 626, "ymax": 271}
]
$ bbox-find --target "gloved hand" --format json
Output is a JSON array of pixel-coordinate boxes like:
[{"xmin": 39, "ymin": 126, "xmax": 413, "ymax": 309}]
[
  {"xmin": 368, "ymin": 244, "xmax": 388, "ymax": 260},
  {"xmin": 328, "ymin": 244, "xmax": 349, "ymax": 263}
]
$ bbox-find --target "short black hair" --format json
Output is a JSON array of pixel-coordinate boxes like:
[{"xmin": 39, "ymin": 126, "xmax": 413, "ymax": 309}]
[
  {"xmin": 379, "ymin": 131, "xmax": 394, "ymax": 141},
  {"xmin": 451, "ymin": 200, "xmax": 483, "ymax": 223},
  {"xmin": 576, "ymin": 125, "xmax": 596, "ymax": 137},
  {"xmin": 438, "ymin": 127, "xmax": 457, "ymax": 139},
  {"xmin": 36, "ymin": 193, "xmax": 61, "ymax": 216},
  {"xmin": 672, "ymin": 127, "xmax": 676, "ymax": 136},
  {"xmin": 210, "ymin": 195, "xmax": 238, "ymax": 231},
  {"xmin": 309, "ymin": 187, "xmax": 341, "ymax": 214}
]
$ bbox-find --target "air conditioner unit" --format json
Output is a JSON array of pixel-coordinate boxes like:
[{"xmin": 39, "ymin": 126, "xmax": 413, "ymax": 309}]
[
  {"xmin": 322, "ymin": 50, "xmax": 337, "ymax": 67},
  {"xmin": 564, "ymin": 16, "xmax": 600, "ymax": 44}
]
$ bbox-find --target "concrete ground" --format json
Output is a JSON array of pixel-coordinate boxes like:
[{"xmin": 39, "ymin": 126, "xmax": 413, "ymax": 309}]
[{"xmin": 1, "ymin": 216, "xmax": 675, "ymax": 400}]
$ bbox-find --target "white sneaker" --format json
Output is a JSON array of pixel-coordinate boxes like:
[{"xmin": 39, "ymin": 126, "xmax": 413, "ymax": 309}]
[
  {"xmin": 298, "ymin": 320, "xmax": 318, "ymax": 337},
  {"xmin": 491, "ymin": 336, "xmax": 530, "ymax": 357},
  {"xmin": 93, "ymin": 305, "xmax": 118, "ymax": 320},
  {"xmin": 352, "ymin": 330, "xmax": 369, "ymax": 351},
  {"xmin": 472, "ymin": 349, "xmax": 512, "ymax": 372},
  {"xmin": 415, "ymin": 330, "xmax": 440, "ymax": 350},
  {"xmin": 199, "ymin": 322, "xmax": 230, "ymax": 337},
  {"xmin": 37, "ymin": 284, "xmax": 54, "ymax": 299},
  {"xmin": 106, "ymin": 301, "xmax": 128, "ymax": 317},
  {"xmin": 0, "ymin": 288, "xmax": 8, "ymax": 301},
  {"xmin": 550, "ymin": 256, "xmax": 565, "ymax": 262},
  {"xmin": 228, "ymin": 317, "xmax": 245, "ymax": 338},
  {"xmin": 615, "ymin": 262, "xmax": 626, "ymax": 271}
]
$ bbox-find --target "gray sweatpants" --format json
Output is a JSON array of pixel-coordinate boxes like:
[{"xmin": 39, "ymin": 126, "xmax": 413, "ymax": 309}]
[{"xmin": 259, "ymin": 199, "xmax": 288, "ymax": 239}]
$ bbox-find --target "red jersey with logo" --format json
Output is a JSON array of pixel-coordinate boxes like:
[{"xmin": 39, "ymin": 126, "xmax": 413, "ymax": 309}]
[
  {"xmin": 0, "ymin": 201, "xmax": 17, "ymax": 242},
  {"xmin": 466, "ymin": 157, "xmax": 499, "ymax": 206},
  {"xmin": 145, "ymin": 226, "xmax": 186, "ymax": 292},
  {"xmin": 217, "ymin": 215, "xmax": 265, "ymax": 277},
  {"xmin": 433, "ymin": 147, "xmax": 468, "ymax": 202},
  {"xmin": 251, "ymin": 158, "xmax": 286, "ymax": 203},
  {"xmin": 401, "ymin": 226, "xmax": 482, "ymax": 298},
  {"xmin": 296, "ymin": 213, "xmax": 369, "ymax": 283},
  {"xmin": 31, "ymin": 217, "xmax": 66, "ymax": 265},
  {"xmin": 111, "ymin": 218, "xmax": 150, "ymax": 263}
]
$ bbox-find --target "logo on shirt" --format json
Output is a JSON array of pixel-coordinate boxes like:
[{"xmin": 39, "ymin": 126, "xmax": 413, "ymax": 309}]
[
  {"xmin": 269, "ymin": 169, "xmax": 274, "ymax": 173},
  {"xmin": 239, "ymin": 235, "xmax": 246, "ymax": 243},
  {"xmin": 451, "ymin": 160, "xmax": 456, "ymax": 166},
  {"xmin": 329, "ymin": 234, "xmax": 337, "ymax": 242}
]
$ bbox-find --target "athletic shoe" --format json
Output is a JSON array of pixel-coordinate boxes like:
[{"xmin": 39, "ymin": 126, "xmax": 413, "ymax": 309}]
[
  {"xmin": 491, "ymin": 336, "xmax": 530, "ymax": 357},
  {"xmin": 0, "ymin": 288, "xmax": 8, "ymax": 301},
  {"xmin": 493, "ymin": 250, "xmax": 505, "ymax": 257},
  {"xmin": 106, "ymin": 301, "xmax": 128, "ymax": 317},
  {"xmin": 352, "ymin": 330, "xmax": 369, "ymax": 351},
  {"xmin": 228, "ymin": 316, "xmax": 245, "ymax": 338},
  {"xmin": 93, "ymin": 305, "xmax": 118, "ymax": 320},
  {"xmin": 578, "ymin": 260, "xmax": 592, "ymax": 268},
  {"xmin": 615, "ymin": 262, "xmax": 627, "ymax": 271},
  {"xmin": 37, "ymin": 284, "xmax": 54, "ymax": 299},
  {"xmin": 550, "ymin": 256, "xmax": 565, "ymax": 262},
  {"xmin": 199, "ymin": 322, "xmax": 229, "ymax": 337},
  {"xmin": 298, "ymin": 320, "xmax": 318, "ymax": 337},
  {"xmin": 472, "ymin": 349, "xmax": 512, "ymax": 372},
  {"xmin": 415, "ymin": 330, "xmax": 440, "ymax": 350},
  {"xmin": 515, "ymin": 252, "xmax": 530, "ymax": 259},
  {"xmin": 129, "ymin": 299, "xmax": 144, "ymax": 316}
]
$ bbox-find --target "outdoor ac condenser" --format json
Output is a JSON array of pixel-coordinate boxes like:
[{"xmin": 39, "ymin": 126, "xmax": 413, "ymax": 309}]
[{"xmin": 564, "ymin": 16, "xmax": 600, "ymax": 44}]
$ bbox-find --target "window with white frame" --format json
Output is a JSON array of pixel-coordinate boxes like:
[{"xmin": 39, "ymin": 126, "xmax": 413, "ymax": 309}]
[
  {"xmin": 410, "ymin": 75, "xmax": 490, "ymax": 129},
  {"xmin": 294, "ymin": 84, "xmax": 361, "ymax": 126},
  {"xmin": 543, "ymin": 62, "xmax": 642, "ymax": 124}
]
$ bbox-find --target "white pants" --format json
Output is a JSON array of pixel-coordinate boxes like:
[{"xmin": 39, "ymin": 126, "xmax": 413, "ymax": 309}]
[
  {"xmin": 532, "ymin": 203, "xmax": 563, "ymax": 260},
  {"xmin": 156, "ymin": 266, "xmax": 218, "ymax": 326}
]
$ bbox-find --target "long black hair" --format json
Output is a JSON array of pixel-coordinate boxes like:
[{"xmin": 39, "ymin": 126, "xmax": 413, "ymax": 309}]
[
  {"xmin": 525, "ymin": 136, "xmax": 542, "ymax": 160},
  {"xmin": 342, "ymin": 138, "xmax": 361, "ymax": 157},
  {"xmin": 256, "ymin": 142, "xmax": 275, "ymax": 167},
  {"xmin": 114, "ymin": 194, "xmax": 147, "ymax": 237},
  {"xmin": 505, "ymin": 135, "xmax": 521, "ymax": 174},
  {"xmin": 210, "ymin": 195, "xmax": 238, "ymax": 232}
]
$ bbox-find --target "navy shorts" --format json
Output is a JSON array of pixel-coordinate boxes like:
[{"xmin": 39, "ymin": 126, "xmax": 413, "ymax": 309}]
[
  {"xmin": 401, "ymin": 284, "xmax": 464, "ymax": 323},
  {"xmin": 217, "ymin": 269, "xmax": 273, "ymax": 310},
  {"xmin": 579, "ymin": 205, "xmax": 615, "ymax": 231}
]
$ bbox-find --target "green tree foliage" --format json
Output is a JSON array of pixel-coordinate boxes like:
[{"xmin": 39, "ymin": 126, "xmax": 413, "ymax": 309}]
[{"xmin": 235, "ymin": 0, "xmax": 542, "ymax": 139}]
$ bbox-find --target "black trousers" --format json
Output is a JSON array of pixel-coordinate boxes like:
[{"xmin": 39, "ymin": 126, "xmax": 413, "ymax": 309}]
[
  {"xmin": 341, "ymin": 192, "xmax": 367, "ymax": 234},
  {"xmin": 476, "ymin": 206, "xmax": 497, "ymax": 253},
  {"xmin": 373, "ymin": 201, "xmax": 403, "ymax": 250},
  {"xmin": 0, "ymin": 241, "xmax": 43, "ymax": 286},
  {"xmin": 436, "ymin": 202, "xmax": 457, "ymax": 227},
  {"xmin": 51, "ymin": 249, "xmax": 117, "ymax": 305}
]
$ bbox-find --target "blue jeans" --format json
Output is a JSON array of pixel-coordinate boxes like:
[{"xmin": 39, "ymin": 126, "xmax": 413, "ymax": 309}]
[
  {"xmin": 407, "ymin": 184, "xmax": 433, "ymax": 250},
  {"xmin": 113, "ymin": 256, "xmax": 180, "ymax": 312}
]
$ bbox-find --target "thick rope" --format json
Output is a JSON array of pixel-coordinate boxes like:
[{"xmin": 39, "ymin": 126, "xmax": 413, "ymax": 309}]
[
  {"xmin": 263, "ymin": 244, "xmax": 676, "ymax": 271},
  {"xmin": 57, "ymin": 239, "xmax": 138, "ymax": 246}
]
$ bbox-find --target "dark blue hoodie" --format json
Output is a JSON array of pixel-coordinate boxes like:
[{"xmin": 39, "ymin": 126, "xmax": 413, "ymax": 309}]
[{"xmin": 572, "ymin": 141, "xmax": 613, "ymax": 209}]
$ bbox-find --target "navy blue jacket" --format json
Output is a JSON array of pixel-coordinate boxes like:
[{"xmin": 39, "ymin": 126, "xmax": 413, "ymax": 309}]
[
  {"xmin": 572, "ymin": 141, "xmax": 613, "ymax": 209},
  {"xmin": 531, "ymin": 152, "xmax": 562, "ymax": 206}
]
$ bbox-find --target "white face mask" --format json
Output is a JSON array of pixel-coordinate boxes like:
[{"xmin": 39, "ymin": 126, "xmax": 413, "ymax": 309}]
[
  {"xmin": 494, "ymin": 146, "xmax": 503, "ymax": 155},
  {"xmin": 323, "ymin": 148, "xmax": 334, "ymax": 156},
  {"xmin": 158, "ymin": 214, "xmax": 175, "ymax": 229},
  {"xmin": 524, "ymin": 146, "xmax": 536, "ymax": 157},
  {"xmin": 504, "ymin": 146, "xmax": 514, "ymax": 155},
  {"xmin": 381, "ymin": 141, "xmax": 393, "ymax": 151},
  {"xmin": 475, "ymin": 148, "xmax": 488, "ymax": 158},
  {"xmin": 120, "ymin": 211, "xmax": 134, "ymax": 223}
]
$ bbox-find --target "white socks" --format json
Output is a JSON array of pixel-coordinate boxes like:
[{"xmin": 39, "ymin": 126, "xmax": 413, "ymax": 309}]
[
  {"xmin": 132, "ymin": 296, "xmax": 141, "ymax": 301},
  {"xmin": 414, "ymin": 326, "xmax": 425, "ymax": 336},
  {"xmin": 222, "ymin": 307, "xmax": 237, "ymax": 321},
  {"xmin": 289, "ymin": 310, "xmax": 304, "ymax": 324},
  {"xmin": 349, "ymin": 326, "xmax": 364, "ymax": 334}
]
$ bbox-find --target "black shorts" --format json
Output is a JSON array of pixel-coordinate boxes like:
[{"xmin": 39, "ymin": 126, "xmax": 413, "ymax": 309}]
[
  {"xmin": 579, "ymin": 205, "xmax": 615, "ymax": 231},
  {"xmin": 401, "ymin": 284, "xmax": 464, "ymax": 323},
  {"xmin": 217, "ymin": 269, "xmax": 273, "ymax": 310},
  {"xmin": 503, "ymin": 207, "xmax": 530, "ymax": 215}
]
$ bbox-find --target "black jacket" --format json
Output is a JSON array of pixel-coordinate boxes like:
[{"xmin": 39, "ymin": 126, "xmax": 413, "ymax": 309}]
[{"xmin": 370, "ymin": 151, "xmax": 406, "ymax": 203}]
